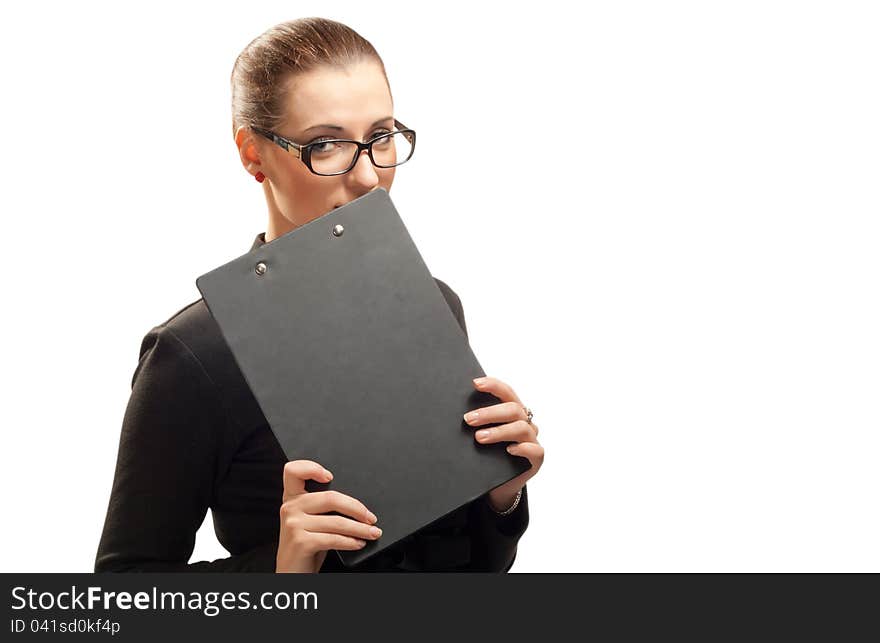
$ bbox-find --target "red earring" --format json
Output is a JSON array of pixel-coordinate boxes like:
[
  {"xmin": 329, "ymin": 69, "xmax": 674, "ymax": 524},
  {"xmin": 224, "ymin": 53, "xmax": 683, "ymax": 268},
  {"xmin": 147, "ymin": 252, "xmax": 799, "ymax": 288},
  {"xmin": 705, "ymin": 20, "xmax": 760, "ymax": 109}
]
[{"xmin": 254, "ymin": 171, "xmax": 265, "ymax": 183}]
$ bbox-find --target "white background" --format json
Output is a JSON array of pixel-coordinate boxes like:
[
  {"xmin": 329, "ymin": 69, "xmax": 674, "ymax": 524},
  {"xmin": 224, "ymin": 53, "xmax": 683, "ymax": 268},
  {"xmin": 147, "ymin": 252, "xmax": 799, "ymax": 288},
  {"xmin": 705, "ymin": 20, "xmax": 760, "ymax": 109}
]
[{"xmin": 1, "ymin": 0, "xmax": 878, "ymax": 573}]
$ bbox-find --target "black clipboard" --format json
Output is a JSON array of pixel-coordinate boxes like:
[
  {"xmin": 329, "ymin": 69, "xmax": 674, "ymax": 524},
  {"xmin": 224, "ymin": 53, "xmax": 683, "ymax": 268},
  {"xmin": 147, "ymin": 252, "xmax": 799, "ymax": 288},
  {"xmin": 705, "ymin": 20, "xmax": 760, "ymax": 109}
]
[{"xmin": 195, "ymin": 188, "xmax": 530, "ymax": 567}]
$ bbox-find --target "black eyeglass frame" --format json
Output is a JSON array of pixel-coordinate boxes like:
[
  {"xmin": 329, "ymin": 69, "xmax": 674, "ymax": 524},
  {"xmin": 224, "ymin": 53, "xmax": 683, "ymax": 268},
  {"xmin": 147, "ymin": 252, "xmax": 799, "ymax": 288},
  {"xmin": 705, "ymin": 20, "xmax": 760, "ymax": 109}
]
[{"xmin": 249, "ymin": 118, "xmax": 416, "ymax": 176}]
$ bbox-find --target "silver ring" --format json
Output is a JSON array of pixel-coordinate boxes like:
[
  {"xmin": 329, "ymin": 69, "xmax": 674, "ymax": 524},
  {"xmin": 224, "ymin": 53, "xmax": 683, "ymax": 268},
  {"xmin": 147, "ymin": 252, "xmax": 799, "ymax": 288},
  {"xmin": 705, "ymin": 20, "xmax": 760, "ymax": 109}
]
[{"xmin": 523, "ymin": 406, "xmax": 534, "ymax": 424}]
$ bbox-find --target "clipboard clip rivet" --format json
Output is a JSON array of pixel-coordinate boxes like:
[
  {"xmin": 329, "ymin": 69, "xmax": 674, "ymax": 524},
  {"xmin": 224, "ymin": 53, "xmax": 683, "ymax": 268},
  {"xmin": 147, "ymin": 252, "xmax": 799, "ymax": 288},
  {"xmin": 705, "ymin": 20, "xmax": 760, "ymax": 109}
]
[
  {"xmin": 332, "ymin": 224, "xmax": 345, "ymax": 237},
  {"xmin": 255, "ymin": 261, "xmax": 268, "ymax": 276}
]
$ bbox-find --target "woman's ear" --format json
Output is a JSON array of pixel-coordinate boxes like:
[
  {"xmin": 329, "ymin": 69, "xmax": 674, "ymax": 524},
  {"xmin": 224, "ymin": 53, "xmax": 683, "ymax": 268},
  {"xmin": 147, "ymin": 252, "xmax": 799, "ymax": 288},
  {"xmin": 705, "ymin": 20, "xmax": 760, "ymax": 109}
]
[
  {"xmin": 235, "ymin": 126, "xmax": 260, "ymax": 160},
  {"xmin": 234, "ymin": 125, "xmax": 263, "ymax": 174}
]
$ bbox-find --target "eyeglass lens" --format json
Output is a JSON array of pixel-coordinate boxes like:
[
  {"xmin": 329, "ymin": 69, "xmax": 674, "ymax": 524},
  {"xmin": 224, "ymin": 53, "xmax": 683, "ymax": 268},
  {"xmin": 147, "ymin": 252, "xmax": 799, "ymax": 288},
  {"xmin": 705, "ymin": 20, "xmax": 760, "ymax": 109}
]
[{"xmin": 310, "ymin": 131, "xmax": 414, "ymax": 175}]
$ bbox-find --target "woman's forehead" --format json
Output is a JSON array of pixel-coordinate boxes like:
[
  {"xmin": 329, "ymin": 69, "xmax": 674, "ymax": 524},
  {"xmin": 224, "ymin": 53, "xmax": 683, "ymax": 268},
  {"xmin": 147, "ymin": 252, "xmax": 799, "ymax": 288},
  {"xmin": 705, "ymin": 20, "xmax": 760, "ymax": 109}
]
[{"xmin": 282, "ymin": 61, "xmax": 392, "ymax": 132}]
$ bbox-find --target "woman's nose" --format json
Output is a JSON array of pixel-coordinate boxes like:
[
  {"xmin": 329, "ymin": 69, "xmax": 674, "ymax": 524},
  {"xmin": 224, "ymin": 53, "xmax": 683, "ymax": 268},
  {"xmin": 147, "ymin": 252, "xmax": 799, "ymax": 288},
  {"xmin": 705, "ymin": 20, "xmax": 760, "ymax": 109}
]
[{"xmin": 349, "ymin": 148, "xmax": 380, "ymax": 187}]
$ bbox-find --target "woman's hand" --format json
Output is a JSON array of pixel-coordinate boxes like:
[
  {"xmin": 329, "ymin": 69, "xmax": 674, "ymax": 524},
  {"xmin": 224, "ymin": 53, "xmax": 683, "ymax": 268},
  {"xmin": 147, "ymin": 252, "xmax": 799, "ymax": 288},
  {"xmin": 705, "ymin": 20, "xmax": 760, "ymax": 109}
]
[
  {"xmin": 276, "ymin": 460, "xmax": 383, "ymax": 573},
  {"xmin": 465, "ymin": 376, "xmax": 544, "ymax": 512}
]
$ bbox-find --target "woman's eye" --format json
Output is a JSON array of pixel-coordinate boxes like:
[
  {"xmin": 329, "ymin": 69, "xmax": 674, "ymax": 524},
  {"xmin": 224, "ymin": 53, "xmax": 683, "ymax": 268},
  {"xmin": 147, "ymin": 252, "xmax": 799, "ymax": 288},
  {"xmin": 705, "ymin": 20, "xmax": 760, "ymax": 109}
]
[
  {"xmin": 308, "ymin": 130, "xmax": 392, "ymax": 155},
  {"xmin": 309, "ymin": 137, "xmax": 339, "ymax": 154}
]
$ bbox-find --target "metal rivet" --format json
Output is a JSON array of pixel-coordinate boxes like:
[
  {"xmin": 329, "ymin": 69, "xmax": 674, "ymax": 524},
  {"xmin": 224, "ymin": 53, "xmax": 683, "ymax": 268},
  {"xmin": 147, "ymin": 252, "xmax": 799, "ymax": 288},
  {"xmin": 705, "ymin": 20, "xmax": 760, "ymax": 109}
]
[
  {"xmin": 255, "ymin": 261, "xmax": 267, "ymax": 275},
  {"xmin": 332, "ymin": 224, "xmax": 345, "ymax": 237}
]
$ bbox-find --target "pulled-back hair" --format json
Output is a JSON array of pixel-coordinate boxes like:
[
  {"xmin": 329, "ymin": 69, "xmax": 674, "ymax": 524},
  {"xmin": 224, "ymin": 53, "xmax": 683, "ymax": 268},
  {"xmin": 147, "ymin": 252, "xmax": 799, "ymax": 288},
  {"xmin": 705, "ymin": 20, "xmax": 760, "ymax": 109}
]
[{"xmin": 230, "ymin": 17, "xmax": 391, "ymax": 135}]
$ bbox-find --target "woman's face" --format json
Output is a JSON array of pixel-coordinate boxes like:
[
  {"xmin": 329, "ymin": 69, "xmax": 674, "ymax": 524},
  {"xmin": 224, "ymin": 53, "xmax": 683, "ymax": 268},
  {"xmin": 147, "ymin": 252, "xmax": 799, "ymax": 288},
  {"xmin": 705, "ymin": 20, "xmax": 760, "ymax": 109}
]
[{"xmin": 236, "ymin": 59, "xmax": 396, "ymax": 241}]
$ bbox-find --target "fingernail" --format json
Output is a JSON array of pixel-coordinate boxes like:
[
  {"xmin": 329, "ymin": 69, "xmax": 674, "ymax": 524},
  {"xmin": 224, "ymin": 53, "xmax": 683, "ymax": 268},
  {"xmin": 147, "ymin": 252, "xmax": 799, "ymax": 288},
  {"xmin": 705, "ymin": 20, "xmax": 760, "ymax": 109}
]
[
  {"xmin": 367, "ymin": 511, "xmax": 378, "ymax": 524},
  {"xmin": 473, "ymin": 377, "xmax": 486, "ymax": 386},
  {"xmin": 323, "ymin": 469, "xmax": 333, "ymax": 480},
  {"xmin": 370, "ymin": 526, "xmax": 383, "ymax": 538},
  {"xmin": 476, "ymin": 430, "xmax": 489, "ymax": 440},
  {"xmin": 464, "ymin": 411, "xmax": 479, "ymax": 423}
]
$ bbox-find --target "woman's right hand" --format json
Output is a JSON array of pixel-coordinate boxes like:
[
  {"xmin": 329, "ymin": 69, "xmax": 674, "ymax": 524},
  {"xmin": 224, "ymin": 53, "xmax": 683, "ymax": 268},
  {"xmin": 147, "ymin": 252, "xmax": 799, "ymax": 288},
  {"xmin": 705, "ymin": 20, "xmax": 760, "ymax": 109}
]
[{"xmin": 276, "ymin": 460, "xmax": 383, "ymax": 573}]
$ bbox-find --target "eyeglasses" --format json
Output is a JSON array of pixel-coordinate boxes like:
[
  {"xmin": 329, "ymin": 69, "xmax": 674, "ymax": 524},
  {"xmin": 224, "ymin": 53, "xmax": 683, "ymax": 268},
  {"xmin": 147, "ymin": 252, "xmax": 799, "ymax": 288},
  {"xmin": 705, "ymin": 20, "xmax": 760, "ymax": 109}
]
[{"xmin": 250, "ymin": 118, "xmax": 416, "ymax": 177}]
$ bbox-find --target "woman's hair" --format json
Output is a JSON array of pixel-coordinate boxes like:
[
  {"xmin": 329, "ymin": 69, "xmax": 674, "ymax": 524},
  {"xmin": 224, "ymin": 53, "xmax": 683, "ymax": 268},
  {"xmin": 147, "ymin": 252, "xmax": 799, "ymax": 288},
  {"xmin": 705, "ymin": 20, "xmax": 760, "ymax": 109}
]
[{"xmin": 230, "ymin": 17, "xmax": 391, "ymax": 135}]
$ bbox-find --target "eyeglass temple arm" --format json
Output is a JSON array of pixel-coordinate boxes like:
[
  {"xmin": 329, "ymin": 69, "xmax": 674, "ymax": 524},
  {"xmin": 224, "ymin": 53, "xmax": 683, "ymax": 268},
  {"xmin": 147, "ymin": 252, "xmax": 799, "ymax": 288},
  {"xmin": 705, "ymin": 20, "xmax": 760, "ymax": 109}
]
[
  {"xmin": 251, "ymin": 125, "xmax": 303, "ymax": 158},
  {"xmin": 393, "ymin": 119, "xmax": 415, "ymax": 145}
]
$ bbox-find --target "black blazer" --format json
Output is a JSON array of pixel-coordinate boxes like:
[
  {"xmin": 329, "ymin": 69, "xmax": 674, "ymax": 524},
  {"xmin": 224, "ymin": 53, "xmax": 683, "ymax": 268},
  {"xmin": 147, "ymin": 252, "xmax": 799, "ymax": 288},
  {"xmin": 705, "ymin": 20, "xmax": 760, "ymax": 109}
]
[{"xmin": 94, "ymin": 232, "xmax": 529, "ymax": 572}]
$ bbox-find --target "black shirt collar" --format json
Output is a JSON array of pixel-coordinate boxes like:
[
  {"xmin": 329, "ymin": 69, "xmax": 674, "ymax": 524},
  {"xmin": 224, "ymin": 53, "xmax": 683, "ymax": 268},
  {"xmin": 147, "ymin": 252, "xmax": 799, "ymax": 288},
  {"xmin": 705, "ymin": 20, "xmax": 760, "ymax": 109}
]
[{"xmin": 250, "ymin": 232, "xmax": 267, "ymax": 251}]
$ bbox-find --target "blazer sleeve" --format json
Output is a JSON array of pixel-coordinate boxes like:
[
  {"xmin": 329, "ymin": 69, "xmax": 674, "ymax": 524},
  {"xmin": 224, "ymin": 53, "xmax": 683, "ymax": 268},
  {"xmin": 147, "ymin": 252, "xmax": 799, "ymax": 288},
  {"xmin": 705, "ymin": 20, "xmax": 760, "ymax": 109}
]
[
  {"xmin": 433, "ymin": 279, "xmax": 530, "ymax": 572},
  {"xmin": 94, "ymin": 325, "xmax": 277, "ymax": 572}
]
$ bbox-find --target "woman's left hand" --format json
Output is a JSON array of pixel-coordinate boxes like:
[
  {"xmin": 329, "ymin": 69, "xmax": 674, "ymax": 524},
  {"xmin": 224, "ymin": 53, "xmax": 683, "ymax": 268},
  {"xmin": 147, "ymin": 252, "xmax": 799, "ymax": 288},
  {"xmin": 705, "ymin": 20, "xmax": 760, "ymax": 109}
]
[{"xmin": 464, "ymin": 376, "xmax": 544, "ymax": 513}]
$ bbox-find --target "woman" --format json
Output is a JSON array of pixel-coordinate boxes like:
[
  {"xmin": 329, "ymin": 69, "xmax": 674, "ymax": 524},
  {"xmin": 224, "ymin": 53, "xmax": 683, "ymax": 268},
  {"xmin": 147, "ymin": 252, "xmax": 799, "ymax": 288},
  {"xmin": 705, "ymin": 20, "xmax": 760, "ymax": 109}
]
[{"xmin": 94, "ymin": 17, "xmax": 544, "ymax": 573}]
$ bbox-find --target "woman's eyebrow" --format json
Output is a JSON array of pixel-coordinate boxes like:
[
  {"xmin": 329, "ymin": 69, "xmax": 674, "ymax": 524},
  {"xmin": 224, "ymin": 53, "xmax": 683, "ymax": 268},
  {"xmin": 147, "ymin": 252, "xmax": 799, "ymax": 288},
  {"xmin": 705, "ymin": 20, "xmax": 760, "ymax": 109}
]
[{"xmin": 300, "ymin": 116, "xmax": 393, "ymax": 135}]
